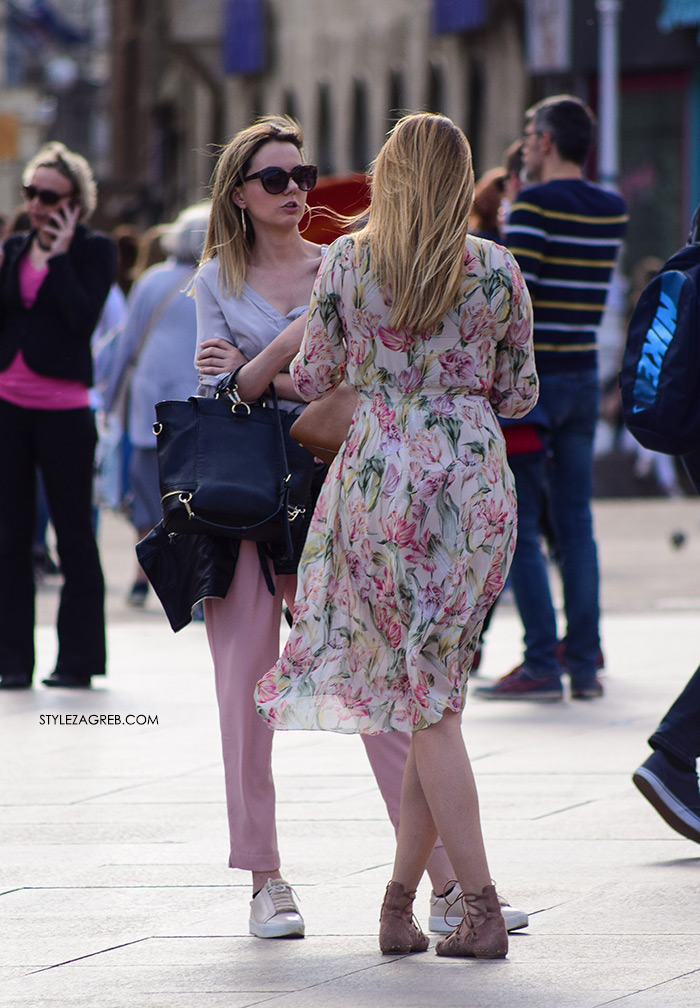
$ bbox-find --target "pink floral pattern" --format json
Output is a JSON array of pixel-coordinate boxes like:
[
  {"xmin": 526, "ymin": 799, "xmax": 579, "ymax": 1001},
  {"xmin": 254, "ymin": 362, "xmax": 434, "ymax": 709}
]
[{"xmin": 255, "ymin": 235, "xmax": 537, "ymax": 734}]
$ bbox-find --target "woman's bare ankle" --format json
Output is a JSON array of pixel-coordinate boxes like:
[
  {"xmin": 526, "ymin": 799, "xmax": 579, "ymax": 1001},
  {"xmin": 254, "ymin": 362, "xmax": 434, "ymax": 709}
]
[{"xmin": 252, "ymin": 869, "xmax": 281, "ymax": 895}]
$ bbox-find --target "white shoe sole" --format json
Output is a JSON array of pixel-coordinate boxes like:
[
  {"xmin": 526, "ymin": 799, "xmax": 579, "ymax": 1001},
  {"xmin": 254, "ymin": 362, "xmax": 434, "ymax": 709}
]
[
  {"xmin": 429, "ymin": 907, "xmax": 528, "ymax": 933},
  {"xmin": 633, "ymin": 767, "xmax": 700, "ymax": 844},
  {"xmin": 249, "ymin": 918, "xmax": 305, "ymax": 938}
]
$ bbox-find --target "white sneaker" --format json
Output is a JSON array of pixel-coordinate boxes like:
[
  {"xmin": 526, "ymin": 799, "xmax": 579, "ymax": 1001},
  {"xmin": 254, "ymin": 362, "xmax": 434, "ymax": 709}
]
[
  {"xmin": 428, "ymin": 887, "xmax": 528, "ymax": 933},
  {"xmin": 249, "ymin": 878, "xmax": 305, "ymax": 938}
]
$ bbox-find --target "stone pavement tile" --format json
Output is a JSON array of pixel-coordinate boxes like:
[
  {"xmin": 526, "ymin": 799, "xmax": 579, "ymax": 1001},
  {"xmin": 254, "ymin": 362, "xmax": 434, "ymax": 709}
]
[
  {"xmin": 482, "ymin": 796, "xmax": 697, "ymax": 842},
  {"xmin": 618, "ymin": 972, "xmax": 700, "ymax": 1008},
  {"xmin": 5, "ymin": 510, "xmax": 700, "ymax": 1008},
  {"xmin": 256, "ymin": 941, "xmax": 700, "ymax": 1008},
  {"xmin": 1, "ymin": 969, "xmax": 283, "ymax": 1008},
  {"xmin": 1, "ymin": 938, "xmax": 385, "ymax": 1007},
  {"xmin": 1, "ymin": 886, "xmax": 241, "ymax": 965},
  {"xmin": 517, "ymin": 878, "xmax": 700, "ymax": 936},
  {"xmin": 483, "ymin": 835, "xmax": 700, "ymax": 886},
  {"xmin": 0, "ymin": 777, "xmax": 175, "ymax": 807},
  {"xmin": 0, "ymin": 802, "xmax": 227, "ymax": 828},
  {"xmin": 3, "ymin": 993, "xmax": 260, "ymax": 1008}
]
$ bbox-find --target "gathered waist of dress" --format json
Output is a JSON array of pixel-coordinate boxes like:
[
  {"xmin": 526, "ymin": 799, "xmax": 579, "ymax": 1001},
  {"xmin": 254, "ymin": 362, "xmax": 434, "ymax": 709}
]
[
  {"xmin": 354, "ymin": 387, "xmax": 490, "ymax": 414},
  {"xmin": 352, "ymin": 387, "xmax": 496, "ymax": 436},
  {"xmin": 355, "ymin": 386, "xmax": 489, "ymax": 402}
]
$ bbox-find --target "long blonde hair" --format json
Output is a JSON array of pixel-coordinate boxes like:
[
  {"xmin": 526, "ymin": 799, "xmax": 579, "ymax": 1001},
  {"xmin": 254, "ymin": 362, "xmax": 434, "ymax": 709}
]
[
  {"xmin": 352, "ymin": 113, "xmax": 474, "ymax": 333},
  {"xmin": 198, "ymin": 115, "xmax": 306, "ymax": 298}
]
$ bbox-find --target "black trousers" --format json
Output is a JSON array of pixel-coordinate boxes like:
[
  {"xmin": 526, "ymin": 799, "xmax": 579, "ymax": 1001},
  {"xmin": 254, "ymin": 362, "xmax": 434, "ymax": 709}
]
[
  {"xmin": 0, "ymin": 398, "xmax": 105, "ymax": 680},
  {"xmin": 647, "ymin": 447, "xmax": 700, "ymax": 763}
]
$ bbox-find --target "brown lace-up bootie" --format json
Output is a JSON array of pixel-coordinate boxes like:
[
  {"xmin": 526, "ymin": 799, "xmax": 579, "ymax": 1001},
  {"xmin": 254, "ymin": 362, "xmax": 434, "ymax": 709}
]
[
  {"xmin": 435, "ymin": 883, "xmax": 508, "ymax": 959},
  {"xmin": 379, "ymin": 881, "xmax": 430, "ymax": 955}
]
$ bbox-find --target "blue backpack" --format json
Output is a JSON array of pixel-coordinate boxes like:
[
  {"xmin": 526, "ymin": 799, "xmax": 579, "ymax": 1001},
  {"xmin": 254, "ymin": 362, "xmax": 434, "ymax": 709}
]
[{"xmin": 621, "ymin": 209, "xmax": 700, "ymax": 456}]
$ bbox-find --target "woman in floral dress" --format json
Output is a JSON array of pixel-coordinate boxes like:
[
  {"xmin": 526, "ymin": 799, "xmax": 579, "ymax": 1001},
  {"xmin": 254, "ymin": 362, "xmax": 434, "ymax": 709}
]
[{"xmin": 256, "ymin": 114, "xmax": 537, "ymax": 958}]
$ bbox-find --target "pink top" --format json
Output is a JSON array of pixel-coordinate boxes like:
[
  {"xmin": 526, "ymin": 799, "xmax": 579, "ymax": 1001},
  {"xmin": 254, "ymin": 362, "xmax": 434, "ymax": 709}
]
[{"xmin": 0, "ymin": 254, "xmax": 89, "ymax": 410}]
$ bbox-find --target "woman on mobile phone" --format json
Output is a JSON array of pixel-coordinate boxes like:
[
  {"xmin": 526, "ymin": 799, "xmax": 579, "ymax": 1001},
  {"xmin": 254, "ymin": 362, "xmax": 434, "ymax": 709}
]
[{"xmin": 0, "ymin": 142, "xmax": 116, "ymax": 690}]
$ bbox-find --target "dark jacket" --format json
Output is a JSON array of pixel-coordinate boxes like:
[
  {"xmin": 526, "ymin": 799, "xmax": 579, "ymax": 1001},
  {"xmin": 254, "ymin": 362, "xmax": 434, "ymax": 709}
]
[{"xmin": 0, "ymin": 224, "xmax": 116, "ymax": 387}]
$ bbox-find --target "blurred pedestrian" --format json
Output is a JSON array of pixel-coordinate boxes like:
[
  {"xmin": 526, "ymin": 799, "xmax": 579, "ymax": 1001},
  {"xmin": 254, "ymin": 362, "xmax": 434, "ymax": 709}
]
[
  {"xmin": 469, "ymin": 166, "xmax": 507, "ymax": 242},
  {"xmin": 631, "ymin": 211, "xmax": 700, "ymax": 839},
  {"xmin": 111, "ymin": 224, "xmax": 140, "ymax": 297},
  {"xmin": 0, "ymin": 141, "xmax": 115, "ymax": 689},
  {"xmin": 634, "ymin": 665, "xmax": 700, "ymax": 844},
  {"xmin": 633, "ymin": 448, "xmax": 700, "ymax": 840},
  {"xmin": 106, "ymin": 202, "xmax": 211, "ymax": 606},
  {"xmin": 497, "ymin": 140, "xmax": 524, "ymax": 236},
  {"xmin": 476, "ymin": 95, "xmax": 628, "ymax": 703},
  {"xmin": 131, "ymin": 224, "xmax": 166, "ymax": 282}
]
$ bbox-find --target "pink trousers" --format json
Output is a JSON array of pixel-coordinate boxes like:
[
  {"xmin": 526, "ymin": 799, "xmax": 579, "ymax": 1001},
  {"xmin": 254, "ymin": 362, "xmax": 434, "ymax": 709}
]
[{"xmin": 203, "ymin": 540, "xmax": 437, "ymax": 871}]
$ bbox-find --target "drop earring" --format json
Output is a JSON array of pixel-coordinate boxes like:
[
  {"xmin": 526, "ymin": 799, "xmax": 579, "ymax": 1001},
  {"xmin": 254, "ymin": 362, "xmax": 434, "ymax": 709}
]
[
  {"xmin": 240, "ymin": 208, "xmax": 247, "ymax": 238},
  {"xmin": 299, "ymin": 203, "xmax": 311, "ymax": 232}
]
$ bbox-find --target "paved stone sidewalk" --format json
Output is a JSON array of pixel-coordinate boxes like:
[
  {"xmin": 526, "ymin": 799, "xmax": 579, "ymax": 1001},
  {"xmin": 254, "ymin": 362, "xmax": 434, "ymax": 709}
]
[{"xmin": 2, "ymin": 501, "xmax": 700, "ymax": 1007}]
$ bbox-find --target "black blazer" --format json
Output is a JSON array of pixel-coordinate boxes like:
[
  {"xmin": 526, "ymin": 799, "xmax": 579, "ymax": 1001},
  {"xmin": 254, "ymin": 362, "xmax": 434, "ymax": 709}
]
[{"xmin": 0, "ymin": 224, "xmax": 116, "ymax": 387}]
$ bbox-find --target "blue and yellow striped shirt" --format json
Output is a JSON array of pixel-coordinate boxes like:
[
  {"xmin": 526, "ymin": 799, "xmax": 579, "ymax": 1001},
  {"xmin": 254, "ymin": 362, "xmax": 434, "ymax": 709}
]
[{"xmin": 506, "ymin": 179, "xmax": 628, "ymax": 374}]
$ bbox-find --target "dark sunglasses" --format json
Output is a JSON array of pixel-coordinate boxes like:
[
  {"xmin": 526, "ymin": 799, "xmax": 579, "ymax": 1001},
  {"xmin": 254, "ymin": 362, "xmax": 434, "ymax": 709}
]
[
  {"xmin": 22, "ymin": 184, "xmax": 74, "ymax": 206},
  {"xmin": 243, "ymin": 164, "xmax": 317, "ymax": 195}
]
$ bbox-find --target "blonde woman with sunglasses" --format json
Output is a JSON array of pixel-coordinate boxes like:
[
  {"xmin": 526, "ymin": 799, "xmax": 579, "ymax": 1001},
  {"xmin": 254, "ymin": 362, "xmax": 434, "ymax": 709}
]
[
  {"xmin": 0, "ymin": 142, "xmax": 115, "ymax": 691},
  {"xmin": 191, "ymin": 116, "xmax": 325, "ymax": 940},
  {"xmin": 256, "ymin": 113, "xmax": 538, "ymax": 958}
]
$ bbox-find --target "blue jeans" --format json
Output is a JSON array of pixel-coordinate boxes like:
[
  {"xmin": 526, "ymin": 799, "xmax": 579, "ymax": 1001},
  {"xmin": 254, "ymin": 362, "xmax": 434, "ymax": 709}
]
[{"xmin": 508, "ymin": 372, "xmax": 600, "ymax": 685}]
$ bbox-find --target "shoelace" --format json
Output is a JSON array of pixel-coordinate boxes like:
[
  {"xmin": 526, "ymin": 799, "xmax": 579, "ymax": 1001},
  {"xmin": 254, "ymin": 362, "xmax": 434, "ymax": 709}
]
[
  {"xmin": 439, "ymin": 879, "xmax": 462, "ymax": 927},
  {"xmin": 439, "ymin": 879, "xmax": 504, "ymax": 928},
  {"xmin": 267, "ymin": 879, "xmax": 301, "ymax": 913}
]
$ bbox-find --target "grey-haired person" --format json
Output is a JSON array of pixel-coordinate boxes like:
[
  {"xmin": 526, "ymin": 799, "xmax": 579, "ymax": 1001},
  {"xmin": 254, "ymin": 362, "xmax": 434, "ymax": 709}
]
[{"xmin": 102, "ymin": 202, "xmax": 211, "ymax": 606}]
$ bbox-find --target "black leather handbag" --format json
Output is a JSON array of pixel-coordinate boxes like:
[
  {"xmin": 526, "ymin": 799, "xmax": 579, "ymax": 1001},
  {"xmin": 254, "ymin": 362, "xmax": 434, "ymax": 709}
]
[{"xmin": 153, "ymin": 380, "xmax": 314, "ymax": 554}]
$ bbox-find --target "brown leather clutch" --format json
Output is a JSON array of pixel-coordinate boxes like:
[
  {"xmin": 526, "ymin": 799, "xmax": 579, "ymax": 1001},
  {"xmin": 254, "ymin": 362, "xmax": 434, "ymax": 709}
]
[{"xmin": 289, "ymin": 384, "xmax": 360, "ymax": 465}]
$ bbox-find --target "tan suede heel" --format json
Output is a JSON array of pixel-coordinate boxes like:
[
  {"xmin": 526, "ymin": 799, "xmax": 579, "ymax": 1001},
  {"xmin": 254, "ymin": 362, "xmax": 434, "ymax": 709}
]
[
  {"xmin": 379, "ymin": 880, "xmax": 430, "ymax": 955},
  {"xmin": 435, "ymin": 883, "xmax": 508, "ymax": 959}
]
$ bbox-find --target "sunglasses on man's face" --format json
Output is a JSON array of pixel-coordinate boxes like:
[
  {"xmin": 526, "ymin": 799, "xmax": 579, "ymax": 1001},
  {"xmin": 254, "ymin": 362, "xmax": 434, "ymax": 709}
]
[
  {"xmin": 243, "ymin": 164, "xmax": 318, "ymax": 195},
  {"xmin": 22, "ymin": 184, "xmax": 74, "ymax": 207}
]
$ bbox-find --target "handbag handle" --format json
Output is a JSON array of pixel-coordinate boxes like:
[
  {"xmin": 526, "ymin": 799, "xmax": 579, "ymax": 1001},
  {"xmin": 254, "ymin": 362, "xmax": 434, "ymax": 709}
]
[{"xmin": 211, "ymin": 370, "xmax": 294, "ymax": 556}]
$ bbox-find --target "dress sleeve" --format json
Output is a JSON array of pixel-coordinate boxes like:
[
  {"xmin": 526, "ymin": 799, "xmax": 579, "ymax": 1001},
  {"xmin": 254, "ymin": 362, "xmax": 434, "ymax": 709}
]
[
  {"xmin": 290, "ymin": 240, "xmax": 348, "ymax": 401},
  {"xmin": 489, "ymin": 249, "xmax": 539, "ymax": 419}
]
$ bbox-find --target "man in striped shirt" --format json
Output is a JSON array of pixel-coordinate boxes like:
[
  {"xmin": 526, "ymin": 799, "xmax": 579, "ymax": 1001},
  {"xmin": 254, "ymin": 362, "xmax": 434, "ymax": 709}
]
[{"xmin": 476, "ymin": 95, "xmax": 628, "ymax": 703}]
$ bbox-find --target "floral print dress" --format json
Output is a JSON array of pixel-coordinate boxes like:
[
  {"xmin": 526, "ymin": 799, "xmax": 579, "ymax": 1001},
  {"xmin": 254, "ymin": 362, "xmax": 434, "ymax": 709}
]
[{"xmin": 255, "ymin": 234, "xmax": 537, "ymax": 734}]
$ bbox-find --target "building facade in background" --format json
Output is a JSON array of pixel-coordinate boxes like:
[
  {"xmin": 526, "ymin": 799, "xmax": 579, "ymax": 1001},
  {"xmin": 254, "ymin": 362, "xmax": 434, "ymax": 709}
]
[
  {"xmin": 0, "ymin": 0, "xmax": 110, "ymax": 222},
  {"xmin": 0, "ymin": 0, "xmax": 699, "ymax": 276},
  {"xmin": 526, "ymin": 0, "xmax": 700, "ymax": 273},
  {"xmin": 108, "ymin": 0, "xmax": 527, "ymax": 227}
]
